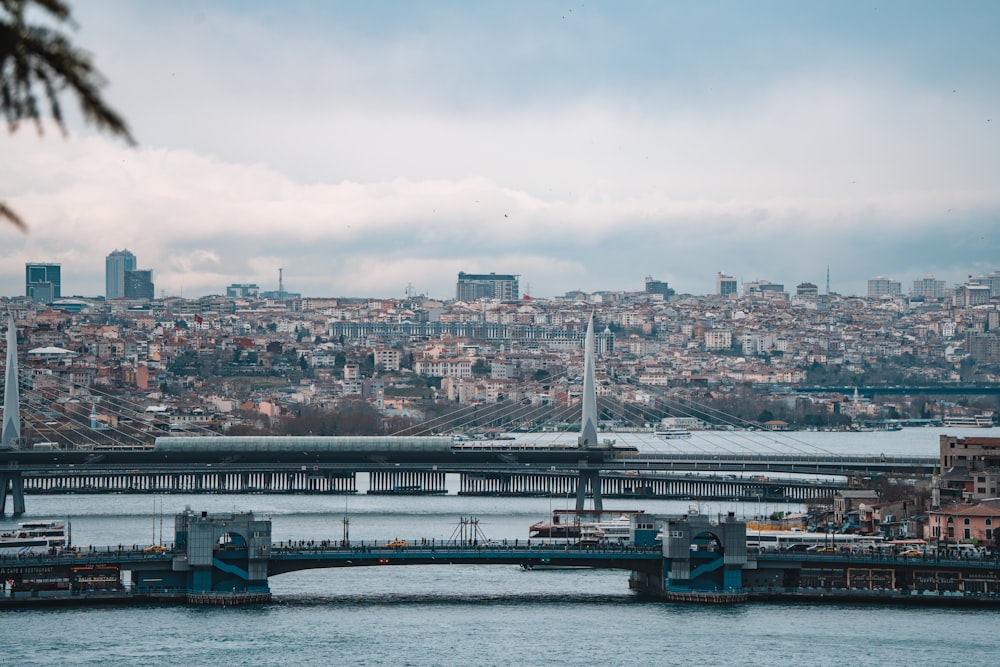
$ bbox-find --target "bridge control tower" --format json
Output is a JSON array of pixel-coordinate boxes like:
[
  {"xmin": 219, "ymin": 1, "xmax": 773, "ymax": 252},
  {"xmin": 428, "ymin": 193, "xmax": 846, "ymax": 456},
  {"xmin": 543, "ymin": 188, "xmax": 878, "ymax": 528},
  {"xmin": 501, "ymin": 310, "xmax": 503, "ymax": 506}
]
[{"xmin": 134, "ymin": 509, "xmax": 273, "ymax": 604}]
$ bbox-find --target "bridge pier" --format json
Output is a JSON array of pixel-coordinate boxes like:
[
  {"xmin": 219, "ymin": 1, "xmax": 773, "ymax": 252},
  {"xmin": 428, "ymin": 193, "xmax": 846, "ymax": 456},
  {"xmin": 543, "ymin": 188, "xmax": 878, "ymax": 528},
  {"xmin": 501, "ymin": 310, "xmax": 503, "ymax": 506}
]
[
  {"xmin": 368, "ymin": 471, "xmax": 446, "ymax": 494},
  {"xmin": 575, "ymin": 470, "xmax": 603, "ymax": 511},
  {"xmin": 0, "ymin": 471, "xmax": 25, "ymax": 514}
]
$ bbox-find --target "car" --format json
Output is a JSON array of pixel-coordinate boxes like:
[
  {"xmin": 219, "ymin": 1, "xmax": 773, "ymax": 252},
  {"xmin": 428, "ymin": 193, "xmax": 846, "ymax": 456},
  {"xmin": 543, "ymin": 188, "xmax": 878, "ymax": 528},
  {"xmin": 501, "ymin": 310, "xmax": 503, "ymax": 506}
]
[
  {"xmin": 385, "ymin": 539, "xmax": 407, "ymax": 548},
  {"xmin": 144, "ymin": 544, "xmax": 168, "ymax": 553},
  {"xmin": 899, "ymin": 549, "xmax": 924, "ymax": 557}
]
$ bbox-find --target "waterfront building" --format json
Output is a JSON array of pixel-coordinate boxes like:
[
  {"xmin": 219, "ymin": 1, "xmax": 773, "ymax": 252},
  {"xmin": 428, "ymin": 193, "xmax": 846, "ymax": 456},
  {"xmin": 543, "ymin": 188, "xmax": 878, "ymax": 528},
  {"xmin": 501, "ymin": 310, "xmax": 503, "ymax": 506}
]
[
  {"xmin": 456, "ymin": 272, "xmax": 519, "ymax": 302},
  {"xmin": 25, "ymin": 262, "xmax": 61, "ymax": 303},
  {"xmin": 105, "ymin": 249, "xmax": 137, "ymax": 299},
  {"xmin": 867, "ymin": 276, "xmax": 901, "ymax": 298},
  {"xmin": 926, "ymin": 501, "xmax": 1000, "ymax": 543},
  {"xmin": 716, "ymin": 273, "xmax": 737, "ymax": 298},
  {"xmin": 124, "ymin": 269, "xmax": 155, "ymax": 300}
]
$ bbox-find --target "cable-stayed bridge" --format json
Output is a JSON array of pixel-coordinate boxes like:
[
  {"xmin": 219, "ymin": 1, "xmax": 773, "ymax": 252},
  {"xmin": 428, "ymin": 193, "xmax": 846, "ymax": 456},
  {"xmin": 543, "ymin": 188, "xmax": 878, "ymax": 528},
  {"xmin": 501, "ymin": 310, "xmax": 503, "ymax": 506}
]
[{"xmin": 1, "ymin": 314, "xmax": 937, "ymax": 513}]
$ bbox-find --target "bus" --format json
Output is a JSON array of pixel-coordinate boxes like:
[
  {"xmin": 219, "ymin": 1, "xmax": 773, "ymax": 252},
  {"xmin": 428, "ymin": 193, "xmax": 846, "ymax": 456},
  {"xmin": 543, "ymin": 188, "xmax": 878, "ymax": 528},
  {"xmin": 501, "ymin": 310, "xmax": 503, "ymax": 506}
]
[{"xmin": 748, "ymin": 530, "xmax": 883, "ymax": 552}]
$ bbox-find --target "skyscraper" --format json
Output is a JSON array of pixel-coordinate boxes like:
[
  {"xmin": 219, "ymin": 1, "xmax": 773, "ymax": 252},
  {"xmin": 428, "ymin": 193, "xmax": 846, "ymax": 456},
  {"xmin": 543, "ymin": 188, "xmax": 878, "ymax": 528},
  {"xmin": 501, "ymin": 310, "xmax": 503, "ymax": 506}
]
[
  {"xmin": 25, "ymin": 262, "xmax": 61, "ymax": 303},
  {"xmin": 106, "ymin": 249, "xmax": 137, "ymax": 299}
]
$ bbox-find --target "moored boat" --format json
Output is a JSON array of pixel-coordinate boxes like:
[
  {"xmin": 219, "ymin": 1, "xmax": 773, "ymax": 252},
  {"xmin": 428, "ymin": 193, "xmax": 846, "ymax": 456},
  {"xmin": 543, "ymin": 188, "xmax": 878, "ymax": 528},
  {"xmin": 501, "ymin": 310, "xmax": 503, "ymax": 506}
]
[{"xmin": 0, "ymin": 520, "xmax": 71, "ymax": 555}]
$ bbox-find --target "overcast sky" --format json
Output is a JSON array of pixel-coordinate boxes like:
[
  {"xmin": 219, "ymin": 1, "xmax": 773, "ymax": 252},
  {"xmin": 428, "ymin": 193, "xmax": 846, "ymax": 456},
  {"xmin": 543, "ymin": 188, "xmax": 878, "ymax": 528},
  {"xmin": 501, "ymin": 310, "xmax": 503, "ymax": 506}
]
[{"xmin": 3, "ymin": 1, "xmax": 999, "ymax": 300}]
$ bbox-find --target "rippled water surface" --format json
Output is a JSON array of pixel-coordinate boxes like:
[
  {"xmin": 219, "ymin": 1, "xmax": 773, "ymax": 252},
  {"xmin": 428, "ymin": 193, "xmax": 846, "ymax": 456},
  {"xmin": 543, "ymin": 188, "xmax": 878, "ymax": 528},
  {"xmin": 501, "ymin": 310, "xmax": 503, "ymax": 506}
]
[{"xmin": 3, "ymin": 429, "xmax": 995, "ymax": 666}]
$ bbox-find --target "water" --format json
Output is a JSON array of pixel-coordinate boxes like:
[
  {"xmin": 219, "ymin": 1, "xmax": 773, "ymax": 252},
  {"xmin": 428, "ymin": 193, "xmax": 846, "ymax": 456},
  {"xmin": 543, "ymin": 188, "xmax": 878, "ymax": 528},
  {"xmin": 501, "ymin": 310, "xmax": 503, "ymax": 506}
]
[{"xmin": 2, "ymin": 429, "xmax": 995, "ymax": 665}]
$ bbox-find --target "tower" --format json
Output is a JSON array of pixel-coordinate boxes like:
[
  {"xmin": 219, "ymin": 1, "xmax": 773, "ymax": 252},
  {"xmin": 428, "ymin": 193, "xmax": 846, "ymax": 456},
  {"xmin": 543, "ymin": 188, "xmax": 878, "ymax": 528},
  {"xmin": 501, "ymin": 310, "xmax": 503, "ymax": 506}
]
[
  {"xmin": 574, "ymin": 313, "xmax": 605, "ymax": 511},
  {"xmin": 2, "ymin": 314, "xmax": 20, "ymax": 447},
  {"xmin": 106, "ymin": 249, "xmax": 137, "ymax": 299}
]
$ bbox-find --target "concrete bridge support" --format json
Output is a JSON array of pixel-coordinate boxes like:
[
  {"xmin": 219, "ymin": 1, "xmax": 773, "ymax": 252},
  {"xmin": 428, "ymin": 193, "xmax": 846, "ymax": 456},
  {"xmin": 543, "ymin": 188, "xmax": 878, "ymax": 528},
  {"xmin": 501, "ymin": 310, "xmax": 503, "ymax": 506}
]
[
  {"xmin": 367, "ymin": 470, "xmax": 446, "ymax": 494},
  {"xmin": 0, "ymin": 471, "xmax": 25, "ymax": 514}
]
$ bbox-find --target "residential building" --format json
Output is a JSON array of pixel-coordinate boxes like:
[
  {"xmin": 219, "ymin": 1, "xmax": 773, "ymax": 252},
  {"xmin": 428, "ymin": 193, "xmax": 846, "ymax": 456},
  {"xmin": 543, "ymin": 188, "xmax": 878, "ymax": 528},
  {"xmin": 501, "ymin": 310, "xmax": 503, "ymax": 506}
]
[
  {"xmin": 456, "ymin": 272, "xmax": 519, "ymax": 302},
  {"xmin": 911, "ymin": 275, "xmax": 946, "ymax": 300},
  {"xmin": 867, "ymin": 276, "xmax": 901, "ymax": 298}
]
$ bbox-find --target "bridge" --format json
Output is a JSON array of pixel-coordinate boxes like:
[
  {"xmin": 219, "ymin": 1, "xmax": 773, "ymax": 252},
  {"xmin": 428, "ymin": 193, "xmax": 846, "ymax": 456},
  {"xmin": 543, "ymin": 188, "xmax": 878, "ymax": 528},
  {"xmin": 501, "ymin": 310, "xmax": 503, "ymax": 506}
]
[
  {"xmin": 5, "ymin": 508, "xmax": 1000, "ymax": 608},
  {"xmin": 0, "ymin": 314, "xmax": 940, "ymax": 513}
]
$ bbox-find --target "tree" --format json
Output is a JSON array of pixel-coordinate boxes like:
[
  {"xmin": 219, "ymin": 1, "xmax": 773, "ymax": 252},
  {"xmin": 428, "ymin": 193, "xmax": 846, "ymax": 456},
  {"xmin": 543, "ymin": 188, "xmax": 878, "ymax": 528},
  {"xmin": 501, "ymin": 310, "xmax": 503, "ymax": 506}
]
[{"xmin": 2, "ymin": 0, "xmax": 135, "ymax": 230}]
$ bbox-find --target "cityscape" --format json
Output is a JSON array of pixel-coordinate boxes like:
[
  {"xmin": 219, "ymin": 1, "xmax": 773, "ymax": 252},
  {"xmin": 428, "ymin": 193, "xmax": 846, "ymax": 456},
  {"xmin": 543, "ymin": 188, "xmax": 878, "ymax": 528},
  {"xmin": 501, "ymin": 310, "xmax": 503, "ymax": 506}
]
[
  {"xmin": 4, "ymin": 1, "xmax": 1000, "ymax": 663},
  {"xmin": 6, "ymin": 254, "xmax": 1000, "ymax": 444}
]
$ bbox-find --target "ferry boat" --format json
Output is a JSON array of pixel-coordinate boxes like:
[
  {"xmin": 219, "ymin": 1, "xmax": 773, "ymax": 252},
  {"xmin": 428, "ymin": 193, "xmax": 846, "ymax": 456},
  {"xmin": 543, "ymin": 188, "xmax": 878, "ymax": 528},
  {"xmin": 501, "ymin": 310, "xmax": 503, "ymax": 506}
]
[
  {"xmin": 0, "ymin": 520, "xmax": 71, "ymax": 555},
  {"xmin": 943, "ymin": 414, "xmax": 994, "ymax": 428},
  {"xmin": 529, "ymin": 509, "xmax": 643, "ymax": 542}
]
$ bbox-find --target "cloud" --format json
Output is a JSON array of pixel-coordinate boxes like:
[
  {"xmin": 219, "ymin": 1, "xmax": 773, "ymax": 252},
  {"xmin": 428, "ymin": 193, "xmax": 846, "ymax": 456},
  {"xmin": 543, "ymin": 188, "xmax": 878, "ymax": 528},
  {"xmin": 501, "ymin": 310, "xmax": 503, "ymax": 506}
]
[{"xmin": 3, "ymin": 2, "xmax": 999, "ymax": 299}]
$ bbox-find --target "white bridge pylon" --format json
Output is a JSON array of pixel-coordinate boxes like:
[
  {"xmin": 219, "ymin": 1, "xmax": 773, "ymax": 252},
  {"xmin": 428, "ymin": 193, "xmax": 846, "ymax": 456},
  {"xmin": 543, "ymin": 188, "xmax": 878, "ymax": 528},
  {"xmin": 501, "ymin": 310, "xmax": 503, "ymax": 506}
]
[{"xmin": 575, "ymin": 313, "xmax": 606, "ymax": 512}]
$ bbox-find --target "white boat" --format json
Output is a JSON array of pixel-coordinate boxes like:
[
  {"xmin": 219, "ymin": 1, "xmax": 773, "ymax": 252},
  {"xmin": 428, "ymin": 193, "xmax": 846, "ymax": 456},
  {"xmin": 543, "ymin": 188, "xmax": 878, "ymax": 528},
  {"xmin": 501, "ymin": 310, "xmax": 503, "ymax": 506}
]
[
  {"xmin": 0, "ymin": 520, "xmax": 71, "ymax": 555},
  {"xmin": 529, "ymin": 509, "xmax": 642, "ymax": 544},
  {"xmin": 943, "ymin": 414, "xmax": 994, "ymax": 428}
]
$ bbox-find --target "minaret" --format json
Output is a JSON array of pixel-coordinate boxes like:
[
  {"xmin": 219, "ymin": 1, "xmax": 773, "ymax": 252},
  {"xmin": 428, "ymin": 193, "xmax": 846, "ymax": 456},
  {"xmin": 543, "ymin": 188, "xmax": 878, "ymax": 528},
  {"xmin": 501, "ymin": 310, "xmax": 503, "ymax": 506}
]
[{"xmin": 2, "ymin": 314, "xmax": 21, "ymax": 447}]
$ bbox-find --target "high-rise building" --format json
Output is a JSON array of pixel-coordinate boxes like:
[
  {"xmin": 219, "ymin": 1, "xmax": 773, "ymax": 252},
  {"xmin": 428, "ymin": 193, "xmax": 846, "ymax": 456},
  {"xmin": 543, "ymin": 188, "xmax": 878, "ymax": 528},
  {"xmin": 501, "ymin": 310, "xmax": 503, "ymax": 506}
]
[
  {"xmin": 970, "ymin": 271, "xmax": 1000, "ymax": 298},
  {"xmin": 25, "ymin": 262, "xmax": 61, "ymax": 303},
  {"xmin": 911, "ymin": 275, "xmax": 946, "ymax": 300},
  {"xmin": 105, "ymin": 249, "xmax": 137, "ymax": 299},
  {"xmin": 867, "ymin": 276, "xmax": 901, "ymax": 299},
  {"xmin": 456, "ymin": 272, "xmax": 519, "ymax": 302},
  {"xmin": 716, "ymin": 273, "xmax": 737, "ymax": 298},
  {"xmin": 644, "ymin": 276, "xmax": 674, "ymax": 299},
  {"xmin": 124, "ymin": 269, "xmax": 154, "ymax": 300}
]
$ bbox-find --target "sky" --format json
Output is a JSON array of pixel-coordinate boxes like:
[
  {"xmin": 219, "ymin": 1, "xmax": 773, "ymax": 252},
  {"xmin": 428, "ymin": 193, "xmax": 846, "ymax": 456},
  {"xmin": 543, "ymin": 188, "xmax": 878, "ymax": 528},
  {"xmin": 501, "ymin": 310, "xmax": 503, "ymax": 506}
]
[{"xmin": 2, "ymin": 1, "xmax": 999, "ymax": 301}]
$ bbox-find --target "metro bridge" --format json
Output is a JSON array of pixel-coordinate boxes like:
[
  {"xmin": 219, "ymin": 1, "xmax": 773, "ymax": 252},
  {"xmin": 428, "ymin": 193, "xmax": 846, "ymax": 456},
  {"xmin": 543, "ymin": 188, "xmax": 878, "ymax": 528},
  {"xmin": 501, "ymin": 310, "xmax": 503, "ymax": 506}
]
[
  {"xmin": 1, "ymin": 314, "xmax": 937, "ymax": 514},
  {"xmin": 0, "ymin": 439, "xmax": 931, "ymax": 513}
]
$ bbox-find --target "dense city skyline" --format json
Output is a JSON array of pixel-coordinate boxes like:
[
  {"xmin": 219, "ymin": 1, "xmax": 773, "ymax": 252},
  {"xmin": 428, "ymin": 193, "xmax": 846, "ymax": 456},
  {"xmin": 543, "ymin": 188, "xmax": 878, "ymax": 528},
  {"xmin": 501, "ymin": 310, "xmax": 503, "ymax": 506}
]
[{"xmin": 2, "ymin": 1, "xmax": 999, "ymax": 299}]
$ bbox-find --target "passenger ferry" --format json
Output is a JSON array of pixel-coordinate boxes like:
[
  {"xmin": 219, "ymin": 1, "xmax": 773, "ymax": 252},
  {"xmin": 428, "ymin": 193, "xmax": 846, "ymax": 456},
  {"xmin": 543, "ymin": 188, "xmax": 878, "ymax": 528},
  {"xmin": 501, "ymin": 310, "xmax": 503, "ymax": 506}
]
[
  {"xmin": 942, "ymin": 414, "xmax": 994, "ymax": 428},
  {"xmin": 529, "ymin": 509, "xmax": 643, "ymax": 542},
  {"xmin": 0, "ymin": 520, "xmax": 71, "ymax": 555}
]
